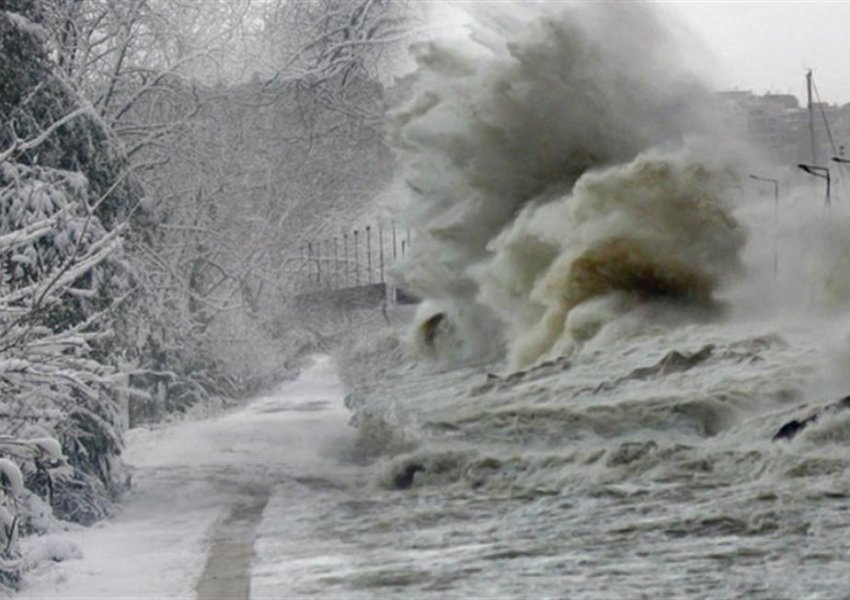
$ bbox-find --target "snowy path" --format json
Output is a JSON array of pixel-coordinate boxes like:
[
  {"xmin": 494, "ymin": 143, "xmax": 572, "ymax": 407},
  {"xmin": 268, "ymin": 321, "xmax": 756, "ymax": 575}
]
[
  {"xmin": 20, "ymin": 356, "xmax": 358, "ymax": 600},
  {"xmin": 195, "ymin": 489, "xmax": 270, "ymax": 600}
]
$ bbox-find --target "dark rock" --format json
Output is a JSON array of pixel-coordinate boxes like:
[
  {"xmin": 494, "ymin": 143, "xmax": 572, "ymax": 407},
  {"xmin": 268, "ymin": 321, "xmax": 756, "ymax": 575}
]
[
  {"xmin": 421, "ymin": 313, "xmax": 446, "ymax": 349},
  {"xmin": 773, "ymin": 396, "xmax": 850, "ymax": 441},
  {"xmin": 393, "ymin": 463, "xmax": 425, "ymax": 490},
  {"xmin": 773, "ymin": 418, "xmax": 811, "ymax": 441}
]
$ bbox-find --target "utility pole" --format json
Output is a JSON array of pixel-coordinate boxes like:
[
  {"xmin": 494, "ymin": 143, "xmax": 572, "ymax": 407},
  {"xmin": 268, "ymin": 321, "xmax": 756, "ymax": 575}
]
[
  {"xmin": 749, "ymin": 174, "xmax": 780, "ymax": 280},
  {"xmin": 807, "ymin": 69, "xmax": 818, "ymax": 165}
]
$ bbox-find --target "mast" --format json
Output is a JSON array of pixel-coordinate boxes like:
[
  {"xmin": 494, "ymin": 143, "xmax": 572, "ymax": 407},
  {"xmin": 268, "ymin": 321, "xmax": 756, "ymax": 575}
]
[{"xmin": 807, "ymin": 69, "xmax": 818, "ymax": 164}]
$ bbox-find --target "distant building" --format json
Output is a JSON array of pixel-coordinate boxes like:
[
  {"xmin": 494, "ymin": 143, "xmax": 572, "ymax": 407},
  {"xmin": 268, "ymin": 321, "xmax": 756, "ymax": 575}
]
[
  {"xmin": 720, "ymin": 90, "xmax": 850, "ymax": 164},
  {"xmin": 762, "ymin": 94, "xmax": 799, "ymax": 111}
]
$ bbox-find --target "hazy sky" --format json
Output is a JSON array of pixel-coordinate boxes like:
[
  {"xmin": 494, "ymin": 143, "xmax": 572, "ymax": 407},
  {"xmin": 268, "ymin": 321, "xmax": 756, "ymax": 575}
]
[
  {"xmin": 435, "ymin": 1, "xmax": 850, "ymax": 106},
  {"xmin": 660, "ymin": 1, "xmax": 850, "ymax": 105}
]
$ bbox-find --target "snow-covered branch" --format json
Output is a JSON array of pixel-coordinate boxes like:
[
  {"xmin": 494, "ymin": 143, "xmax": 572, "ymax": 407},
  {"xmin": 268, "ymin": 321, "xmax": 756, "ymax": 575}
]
[{"xmin": 0, "ymin": 106, "xmax": 93, "ymax": 163}]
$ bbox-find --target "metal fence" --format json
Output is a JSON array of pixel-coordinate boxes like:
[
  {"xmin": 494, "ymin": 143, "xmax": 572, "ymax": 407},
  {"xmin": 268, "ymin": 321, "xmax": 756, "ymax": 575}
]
[{"xmin": 296, "ymin": 222, "xmax": 412, "ymax": 293}]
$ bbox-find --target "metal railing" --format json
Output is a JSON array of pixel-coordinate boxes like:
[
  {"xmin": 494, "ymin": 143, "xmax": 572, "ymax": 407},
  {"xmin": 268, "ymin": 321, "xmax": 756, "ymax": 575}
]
[{"xmin": 296, "ymin": 222, "xmax": 412, "ymax": 294}]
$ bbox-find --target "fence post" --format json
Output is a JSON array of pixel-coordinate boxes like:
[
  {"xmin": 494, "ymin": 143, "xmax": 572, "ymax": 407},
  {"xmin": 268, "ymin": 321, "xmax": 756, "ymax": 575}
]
[
  {"xmin": 333, "ymin": 237, "xmax": 339, "ymax": 289},
  {"xmin": 301, "ymin": 244, "xmax": 308, "ymax": 292},
  {"xmin": 316, "ymin": 240, "xmax": 322, "ymax": 289},
  {"xmin": 379, "ymin": 222, "xmax": 385, "ymax": 283},
  {"xmin": 366, "ymin": 225, "xmax": 373, "ymax": 284},
  {"xmin": 354, "ymin": 229, "xmax": 360, "ymax": 285},
  {"xmin": 315, "ymin": 241, "xmax": 322, "ymax": 288},
  {"xmin": 323, "ymin": 239, "xmax": 331, "ymax": 289},
  {"xmin": 392, "ymin": 221, "xmax": 397, "ymax": 260},
  {"xmin": 307, "ymin": 242, "xmax": 315, "ymax": 290},
  {"xmin": 344, "ymin": 233, "xmax": 350, "ymax": 287}
]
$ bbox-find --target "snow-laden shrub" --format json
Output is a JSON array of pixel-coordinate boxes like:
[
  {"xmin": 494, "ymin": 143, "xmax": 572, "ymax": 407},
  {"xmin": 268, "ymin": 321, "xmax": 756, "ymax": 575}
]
[
  {"xmin": 0, "ymin": 435, "xmax": 71, "ymax": 588},
  {"xmin": 0, "ymin": 160, "xmax": 129, "ymax": 589}
]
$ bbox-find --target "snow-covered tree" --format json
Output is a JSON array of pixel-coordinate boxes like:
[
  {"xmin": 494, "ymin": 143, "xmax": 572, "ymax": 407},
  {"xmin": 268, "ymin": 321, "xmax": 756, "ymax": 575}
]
[
  {"xmin": 0, "ymin": 158, "xmax": 130, "ymax": 588},
  {"xmin": 0, "ymin": 5, "xmax": 138, "ymax": 589},
  {"xmin": 25, "ymin": 0, "xmax": 416, "ymax": 411}
]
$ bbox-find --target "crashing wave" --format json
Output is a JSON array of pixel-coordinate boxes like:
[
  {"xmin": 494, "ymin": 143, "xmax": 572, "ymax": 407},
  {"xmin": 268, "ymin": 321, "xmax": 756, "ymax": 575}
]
[{"xmin": 389, "ymin": 2, "xmax": 747, "ymax": 367}]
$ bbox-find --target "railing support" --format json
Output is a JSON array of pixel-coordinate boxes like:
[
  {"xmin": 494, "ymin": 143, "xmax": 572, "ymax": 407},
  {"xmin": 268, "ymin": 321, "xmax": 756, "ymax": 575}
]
[
  {"xmin": 354, "ymin": 230, "xmax": 360, "ymax": 285},
  {"xmin": 366, "ymin": 226, "xmax": 373, "ymax": 284}
]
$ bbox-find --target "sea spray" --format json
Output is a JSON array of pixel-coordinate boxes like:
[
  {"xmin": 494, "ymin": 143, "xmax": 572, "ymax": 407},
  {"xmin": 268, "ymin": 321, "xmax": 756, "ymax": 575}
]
[
  {"xmin": 484, "ymin": 149, "xmax": 745, "ymax": 366},
  {"xmin": 311, "ymin": 9, "xmax": 850, "ymax": 594},
  {"xmin": 730, "ymin": 175, "xmax": 850, "ymax": 318},
  {"xmin": 388, "ymin": 2, "xmax": 747, "ymax": 367}
]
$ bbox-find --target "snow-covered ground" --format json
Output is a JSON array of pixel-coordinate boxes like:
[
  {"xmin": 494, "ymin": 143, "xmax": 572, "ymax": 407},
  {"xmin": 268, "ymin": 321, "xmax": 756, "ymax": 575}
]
[{"xmin": 18, "ymin": 356, "xmax": 358, "ymax": 599}]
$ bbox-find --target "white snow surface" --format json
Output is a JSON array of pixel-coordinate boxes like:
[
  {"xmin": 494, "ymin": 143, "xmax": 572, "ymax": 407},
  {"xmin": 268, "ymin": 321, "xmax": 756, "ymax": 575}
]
[{"xmin": 18, "ymin": 355, "xmax": 357, "ymax": 599}]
